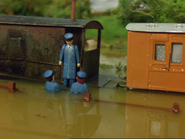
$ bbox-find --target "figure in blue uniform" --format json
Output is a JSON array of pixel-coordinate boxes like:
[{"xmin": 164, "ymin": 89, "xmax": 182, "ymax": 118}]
[
  {"xmin": 69, "ymin": 71, "xmax": 89, "ymax": 94},
  {"xmin": 59, "ymin": 33, "xmax": 80, "ymax": 87},
  {"xmin": 44, "ymin": 70, "xmax": 67, "ymax": 92}
]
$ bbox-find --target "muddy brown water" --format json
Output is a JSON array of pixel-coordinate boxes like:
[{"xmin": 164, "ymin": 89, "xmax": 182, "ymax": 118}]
[{"xmin": 0, "ymin": 54, "xmax": 185, "ymax": 138}]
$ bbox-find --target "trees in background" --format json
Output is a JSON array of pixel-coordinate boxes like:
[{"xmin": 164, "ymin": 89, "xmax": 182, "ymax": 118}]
[
  {"xmin": 0, "ymin": 0, "xmax": 51, "ymax": 16},
  {"xmin": 0, "ymin": 0, "xmax": 92, "ymax": 19},
  {"xmin": 1, "ymin": 0, "xmax": 185, "ymax": 26},
  {"xmin": 44, "ymin": 0, "xmax": 91, "ymax": 19},
  {"xmin": 118, "ymin": 0, "xmax": 185, "ymax": 26}
]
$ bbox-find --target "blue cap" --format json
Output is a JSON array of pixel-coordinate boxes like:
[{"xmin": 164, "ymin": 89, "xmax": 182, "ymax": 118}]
[
  {"xmin": 44, "ymin": 70, "xmax": 53, "ymax": 78},
  {"xmin": 77, "ymin": 71, "xmax": 86, "ymax": 78},
  {"xmin": 64, "ymin": 33, "xmax": 73, "ymax": 40}
]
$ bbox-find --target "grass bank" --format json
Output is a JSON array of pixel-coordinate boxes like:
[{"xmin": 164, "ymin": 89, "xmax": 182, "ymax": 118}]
[{"xmin": 86, "ymin": 15, "xmax": 128, "ymax": 48}]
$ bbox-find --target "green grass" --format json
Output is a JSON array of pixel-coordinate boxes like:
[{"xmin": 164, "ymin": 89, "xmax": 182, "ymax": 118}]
[
  {"xmin": 86, "ymin": 15, "xmax": 128, "ymax": 45},
  {"xmin": 100, "ymin": 47, "xmax": 127, "ymax": 57}
]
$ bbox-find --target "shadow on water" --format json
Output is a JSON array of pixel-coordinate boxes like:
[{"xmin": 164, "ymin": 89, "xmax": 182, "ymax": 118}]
[{"xmin": 0, "ymin": 49, "xmax": 185, "ymax": 138}]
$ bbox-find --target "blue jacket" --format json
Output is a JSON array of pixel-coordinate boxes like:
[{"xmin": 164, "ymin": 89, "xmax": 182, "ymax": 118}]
[
  {"xmin": 59, "ymin": 44, "xmax": 80, "ymax": 79},
  {"xmin": 69, "ymin": 82, "xmax": 89, "ymax": 94},
  {"xmin": 45, "ymin": 81, "xmax": 67, "ymax": 92}
]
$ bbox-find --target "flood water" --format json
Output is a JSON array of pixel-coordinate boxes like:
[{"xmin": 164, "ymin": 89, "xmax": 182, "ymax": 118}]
[{"xmin": 0, "ymin": 52, "xmax": 185, "ymax": 139}]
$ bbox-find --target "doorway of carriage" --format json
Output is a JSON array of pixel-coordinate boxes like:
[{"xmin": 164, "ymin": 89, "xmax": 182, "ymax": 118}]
[{"xmin": 149, "ymin": 33, "xmax": 185, "ymax": 93}]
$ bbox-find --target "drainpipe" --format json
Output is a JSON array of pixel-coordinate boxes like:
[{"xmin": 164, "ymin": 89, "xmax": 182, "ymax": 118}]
[{"xmin": 71, "ymin": 0, "xmax": 76, "ymax": 20}]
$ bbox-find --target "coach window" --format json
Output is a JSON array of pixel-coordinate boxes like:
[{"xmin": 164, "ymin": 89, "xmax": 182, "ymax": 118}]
[
  {"xmin": 171, "ymin": 43, "xmax": 183, "ymax": 63},
  {"xmin": 155, "ymin": 44, "xmax": 165, "ymax": 61}
]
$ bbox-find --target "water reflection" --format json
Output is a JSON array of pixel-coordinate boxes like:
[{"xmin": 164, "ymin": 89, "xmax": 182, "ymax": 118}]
[
  {"xmin": 0, "ymin": 79, "xmax": 185, "ymax": 138},
  {"xmin": 124, "ymin": 90, "xmax": 184, "ymax": 138}
]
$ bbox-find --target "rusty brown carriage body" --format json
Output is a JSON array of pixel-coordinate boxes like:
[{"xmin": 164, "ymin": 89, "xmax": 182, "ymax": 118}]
[{"xmin": 0, "ymin": 15, "xmax": 103, "ymax": 80}]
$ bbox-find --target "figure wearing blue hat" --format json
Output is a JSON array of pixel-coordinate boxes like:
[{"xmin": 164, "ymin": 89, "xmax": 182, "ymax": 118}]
[
  {"xmin": 69, "ymin": 71, "xmax": 89, "ymax": 94},
  {"xmin": 44, "ymin": 70, "xmax": 67, "ymax": 92},
  {"xmin": 59, "ymin": 33, "xmax": 80, "ymax": 87}
]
